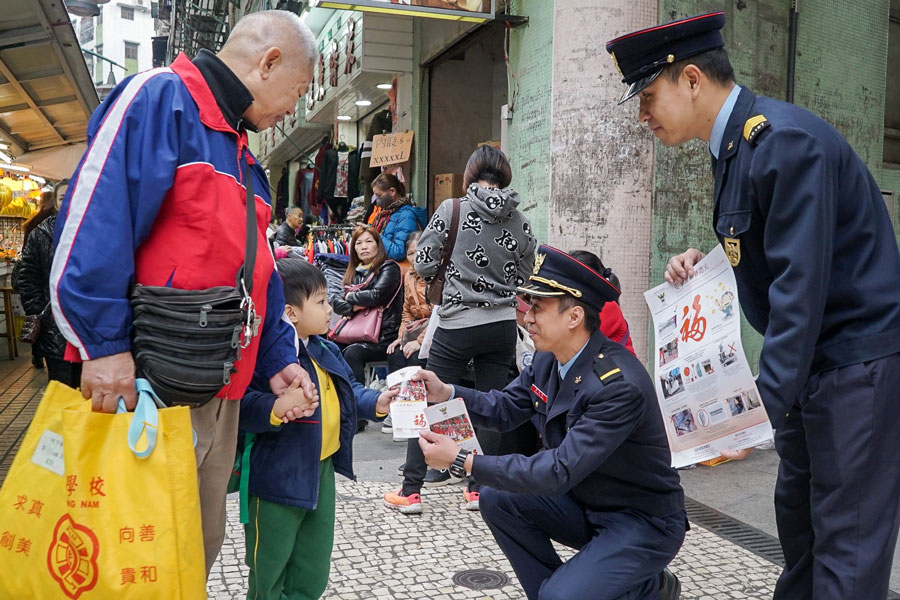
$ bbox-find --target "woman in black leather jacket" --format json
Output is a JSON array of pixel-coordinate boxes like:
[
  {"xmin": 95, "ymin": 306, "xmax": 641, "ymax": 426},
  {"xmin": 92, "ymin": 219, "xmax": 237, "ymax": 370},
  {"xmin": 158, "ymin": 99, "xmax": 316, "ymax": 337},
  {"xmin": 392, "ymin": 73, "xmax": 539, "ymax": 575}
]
[
  {"xmin": 18, "ymin": 212, "xmax": 82, "ymax": 387},
  {"xmin": 331, "ymin": 225, "xmax": 403, "ymax": 385}
]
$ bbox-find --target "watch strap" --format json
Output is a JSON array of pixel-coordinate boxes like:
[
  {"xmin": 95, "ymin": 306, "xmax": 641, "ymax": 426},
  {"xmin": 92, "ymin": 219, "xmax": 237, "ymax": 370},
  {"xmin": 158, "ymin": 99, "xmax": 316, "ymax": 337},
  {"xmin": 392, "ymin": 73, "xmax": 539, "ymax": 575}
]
[{"xmin": 449, "ymin": 448, "xmax": 471, "ymax": 479}]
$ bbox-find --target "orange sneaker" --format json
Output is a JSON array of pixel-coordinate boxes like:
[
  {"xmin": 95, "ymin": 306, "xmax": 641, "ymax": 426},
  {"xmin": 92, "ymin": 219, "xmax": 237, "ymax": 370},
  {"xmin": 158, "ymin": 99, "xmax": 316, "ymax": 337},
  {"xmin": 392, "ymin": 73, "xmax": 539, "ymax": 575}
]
[
  {"xmin": 462, "ymin": 489, "xmax": 480, "ymax": 511},
  {"xmin": 383, "ymin": 490, "xmax": 423, "ymax": 514}
]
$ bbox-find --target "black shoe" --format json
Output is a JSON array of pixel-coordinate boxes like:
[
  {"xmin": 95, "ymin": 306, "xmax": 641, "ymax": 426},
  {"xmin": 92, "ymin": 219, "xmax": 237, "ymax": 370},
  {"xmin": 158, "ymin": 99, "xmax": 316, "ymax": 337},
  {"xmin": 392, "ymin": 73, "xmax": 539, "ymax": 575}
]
[
  {"xmin": 423, "ymin": 468, "xmax": 462, "ymax": 488},
  {"xmin": 356, "ymin": 419, "xmax": 368, "ymax": 433},
  {"xmin": 658, "ymin": 568, "xmax": 680, "ymax": 600},
  {"xmin": 31, "ymin": 355, "xmax": 43, "ymax": 369},
  {"xmin": 396, "ymin": 463, "xmax": 406, "ymax": 476}
]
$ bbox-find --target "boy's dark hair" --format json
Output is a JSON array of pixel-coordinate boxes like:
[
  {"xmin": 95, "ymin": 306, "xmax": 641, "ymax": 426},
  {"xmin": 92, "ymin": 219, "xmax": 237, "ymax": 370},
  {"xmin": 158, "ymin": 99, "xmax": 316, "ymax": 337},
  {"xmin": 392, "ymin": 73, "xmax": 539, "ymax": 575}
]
[
  {"xmin": 277, "ymin": 257, "xmax": 327, "ymax": 306},
  {"xmin": 663, "ymin": 47, "xmax": 735, "ymax": 86}
]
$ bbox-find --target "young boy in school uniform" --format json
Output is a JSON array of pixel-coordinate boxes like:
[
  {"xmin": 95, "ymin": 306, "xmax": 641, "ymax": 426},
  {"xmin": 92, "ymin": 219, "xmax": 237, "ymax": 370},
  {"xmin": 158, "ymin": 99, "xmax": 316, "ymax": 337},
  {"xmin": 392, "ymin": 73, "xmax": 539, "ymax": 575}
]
[{"xmin": 239, "ymin": 258, "xmax": 396, "ymax": 599}]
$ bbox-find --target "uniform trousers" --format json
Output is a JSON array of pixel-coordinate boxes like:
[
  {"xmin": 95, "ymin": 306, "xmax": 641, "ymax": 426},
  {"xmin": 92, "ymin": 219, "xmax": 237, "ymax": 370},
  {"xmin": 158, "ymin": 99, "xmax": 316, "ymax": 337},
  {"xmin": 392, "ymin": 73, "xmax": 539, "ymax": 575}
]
[
  {"xmin": 773, "ymin": 353, "xmax": 900, "ymax": 600},
  {"xmin": 479, "ymin": 487, "xmax": 686, "ymax": 600}
]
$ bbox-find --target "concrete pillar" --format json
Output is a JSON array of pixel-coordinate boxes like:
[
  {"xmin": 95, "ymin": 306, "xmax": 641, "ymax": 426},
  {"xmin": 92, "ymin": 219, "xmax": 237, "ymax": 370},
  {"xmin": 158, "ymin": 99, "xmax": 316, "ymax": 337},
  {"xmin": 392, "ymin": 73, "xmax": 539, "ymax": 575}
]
[{"xmin": 547, "ymin": 0, "xmax": 657, "ymax": 363}]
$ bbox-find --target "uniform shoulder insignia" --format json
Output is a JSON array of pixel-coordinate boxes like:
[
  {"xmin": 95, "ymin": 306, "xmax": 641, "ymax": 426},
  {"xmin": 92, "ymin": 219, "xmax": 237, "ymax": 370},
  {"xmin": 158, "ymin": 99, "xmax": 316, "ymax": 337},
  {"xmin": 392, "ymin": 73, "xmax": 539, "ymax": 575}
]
[
  {"xmin": 743, "ymin": 114, "xmax": 770, "ymax": 146},
  {"xmin": 593, "ymin": 352, "xmax": 623, "ymax": 384}
]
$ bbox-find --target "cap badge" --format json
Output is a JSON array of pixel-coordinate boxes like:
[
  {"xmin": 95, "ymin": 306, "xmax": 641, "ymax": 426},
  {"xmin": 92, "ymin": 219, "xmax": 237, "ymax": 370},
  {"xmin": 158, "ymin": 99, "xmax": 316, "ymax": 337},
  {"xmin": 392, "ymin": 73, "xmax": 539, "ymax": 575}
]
[
  {"xmin": 666, "ymin": 53, "xmax": 675, "ymax": 63},
  {"xmin": 533, "ymin": 253, "xmax": 546, "ymax": 275}
]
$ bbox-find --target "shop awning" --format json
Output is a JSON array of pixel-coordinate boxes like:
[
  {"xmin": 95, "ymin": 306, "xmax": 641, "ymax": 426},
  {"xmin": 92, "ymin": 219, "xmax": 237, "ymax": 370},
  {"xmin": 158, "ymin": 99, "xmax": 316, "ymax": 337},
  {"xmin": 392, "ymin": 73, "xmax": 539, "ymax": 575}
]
[{"xmin": 0, "ymin": 0, "xmax": 98, "ymax": 164}]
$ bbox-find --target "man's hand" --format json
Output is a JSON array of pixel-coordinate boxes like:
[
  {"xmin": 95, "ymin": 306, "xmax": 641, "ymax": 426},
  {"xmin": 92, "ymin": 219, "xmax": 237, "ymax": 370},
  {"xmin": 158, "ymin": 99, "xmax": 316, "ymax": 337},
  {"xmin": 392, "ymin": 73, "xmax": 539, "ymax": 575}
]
[
  {"xmin": 270, "ymin": 363, "xmax": 318, "ymax": 402},
  {"xmin": 418, "ymin": 429, "xmax": 460, "ymax": 470},
  {"xmin": 82, "ymin": 352, "xmax": 137, "ymax": 412},
  {"xmin": 375, "ymin": 387, "xmax": 400, "ymax": 415},
  {"xmin": 386, "ymin": 338, "xmax": 402, "ymax": 354},
  {"xmin": 273, "ymin": 377, "xmax": 320, "ymax": 423},
  {"xmin": 412, "ymin": 369, "xmax": 453, "ymax": 403},
  {"xmin": 719, "ymin": 447, "xmax": 754, "ymax": 461},
  {"xmin": 664, "ymin": 248, "xmax": 706, "ymax": 285},
  {"xmin": 402, "ymin": 340, "xmax": 421, "ymax": 358}
]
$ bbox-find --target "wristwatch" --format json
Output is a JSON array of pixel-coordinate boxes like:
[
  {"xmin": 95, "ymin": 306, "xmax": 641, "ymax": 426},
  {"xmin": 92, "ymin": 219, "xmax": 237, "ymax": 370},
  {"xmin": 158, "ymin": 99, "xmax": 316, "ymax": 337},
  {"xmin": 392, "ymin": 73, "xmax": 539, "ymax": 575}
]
[{"xmin": 449, "ymin": 448, "xmax": 471, "ymax": 479}]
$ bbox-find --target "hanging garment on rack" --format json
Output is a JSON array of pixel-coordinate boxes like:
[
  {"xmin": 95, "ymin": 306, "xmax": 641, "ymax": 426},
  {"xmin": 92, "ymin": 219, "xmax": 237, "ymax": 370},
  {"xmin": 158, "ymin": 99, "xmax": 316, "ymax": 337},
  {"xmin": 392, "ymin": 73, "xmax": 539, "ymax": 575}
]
[
  {"xmin": 335, "ymin": 151, "xmax": 350, "ymax": 198},
  {"xmin": 295, "ymin": 167, "xmax": 314, "ymax": 216},
  {"xmin": 274, "ymin": 166, "xmax": 289, "ymax": 221},
  {"xmin": 309, "ymin": 141, "xmax": 331, "ymax": 216}
]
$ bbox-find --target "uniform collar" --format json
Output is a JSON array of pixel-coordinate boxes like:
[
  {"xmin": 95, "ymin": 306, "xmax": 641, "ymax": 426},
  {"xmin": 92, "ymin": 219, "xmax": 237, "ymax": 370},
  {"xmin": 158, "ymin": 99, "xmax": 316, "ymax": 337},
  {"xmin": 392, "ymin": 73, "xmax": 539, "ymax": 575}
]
[
  {"xmin": 709, "ymin": 84, "xmax": 741, "ymax": 159},
  {"xmin": 557, "ymin": 338, "xmax": 590, "ymax": 381}
]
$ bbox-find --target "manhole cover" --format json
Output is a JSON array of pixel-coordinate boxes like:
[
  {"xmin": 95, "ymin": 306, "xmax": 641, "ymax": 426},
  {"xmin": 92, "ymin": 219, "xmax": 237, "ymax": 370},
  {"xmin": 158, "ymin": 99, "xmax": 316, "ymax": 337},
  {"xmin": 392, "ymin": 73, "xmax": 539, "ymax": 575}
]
[{"xmin": 452, "ymin": 569, "xmax": 509, "ymax": 590}]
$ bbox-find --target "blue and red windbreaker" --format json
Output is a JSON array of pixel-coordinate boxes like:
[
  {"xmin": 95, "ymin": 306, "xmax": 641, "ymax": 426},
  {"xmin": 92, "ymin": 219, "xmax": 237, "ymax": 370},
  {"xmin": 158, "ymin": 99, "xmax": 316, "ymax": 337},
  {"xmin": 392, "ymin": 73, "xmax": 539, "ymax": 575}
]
[{"xmin": 50, "ymin": 53, "xmax": 297, "ymax": 400}]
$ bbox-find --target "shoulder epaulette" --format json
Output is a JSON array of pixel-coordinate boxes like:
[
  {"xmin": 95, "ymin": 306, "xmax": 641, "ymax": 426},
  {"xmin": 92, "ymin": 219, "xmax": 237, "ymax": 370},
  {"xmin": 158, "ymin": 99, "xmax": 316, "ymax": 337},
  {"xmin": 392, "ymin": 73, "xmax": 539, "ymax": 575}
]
[
  {"xmin": 593, "ymin": 352, "xmax": 623, "ymax": 384},
  {"xmin": 743, "ymin": 114, "xmax": 770, "ymax": 146}
]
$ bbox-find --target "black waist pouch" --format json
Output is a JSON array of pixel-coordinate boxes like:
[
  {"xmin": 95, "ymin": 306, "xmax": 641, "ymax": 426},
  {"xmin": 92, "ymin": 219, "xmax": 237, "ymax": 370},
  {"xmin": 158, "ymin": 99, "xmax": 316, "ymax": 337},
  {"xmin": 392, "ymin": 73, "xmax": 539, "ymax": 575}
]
[{"xmin": 130, "ymin": 161, "xmax": 259, "ymax": 407}]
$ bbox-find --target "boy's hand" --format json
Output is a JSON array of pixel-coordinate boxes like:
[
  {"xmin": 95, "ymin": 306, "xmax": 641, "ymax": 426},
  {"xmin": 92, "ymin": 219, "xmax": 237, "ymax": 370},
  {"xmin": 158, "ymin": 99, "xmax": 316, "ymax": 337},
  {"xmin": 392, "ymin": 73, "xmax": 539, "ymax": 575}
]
[
  {"xmin": 273, "ymin": 378, "xmax": 319, "ymax": 423},
  {"xmin": 386, "ymin": 338, "xmax": 402, "ymax": 354},
  {"xmin": 375, "ymin": 387, "xmax": 400, "ymax": 415},
  {"xmin": 411, "ymin": 369, "xmax": 453, "ymax": 404}
]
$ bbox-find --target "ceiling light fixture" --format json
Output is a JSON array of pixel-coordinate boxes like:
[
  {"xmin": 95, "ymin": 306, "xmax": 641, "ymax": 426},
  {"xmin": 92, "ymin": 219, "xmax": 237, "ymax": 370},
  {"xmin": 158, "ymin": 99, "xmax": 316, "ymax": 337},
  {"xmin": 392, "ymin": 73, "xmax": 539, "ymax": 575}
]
[
  {"xmin": 30, "ymin": 175, "xmax": 46, "ymax": 184},
  {"xmin": 337, "ymin": 115, "xmax": 352, "ymax": 121},
  {"xmin": 376, "ymin": 83, "xmax": 393, "ymax": 90},
  {"xmin": 354, "ymin": 99, "xmax": 372, "ymax": 107},
  {"xmin": 0, "ymin": 151, "xmax": 11, "ymax": 164}
]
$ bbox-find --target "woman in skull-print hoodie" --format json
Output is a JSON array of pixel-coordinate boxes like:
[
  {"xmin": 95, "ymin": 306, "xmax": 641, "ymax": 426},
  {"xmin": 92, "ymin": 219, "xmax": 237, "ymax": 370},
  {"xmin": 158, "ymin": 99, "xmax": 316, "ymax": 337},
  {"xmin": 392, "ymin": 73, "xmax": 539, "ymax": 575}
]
[{"xmin": 399, "ymin": 146, "xmax": 535, "ymax": 510}]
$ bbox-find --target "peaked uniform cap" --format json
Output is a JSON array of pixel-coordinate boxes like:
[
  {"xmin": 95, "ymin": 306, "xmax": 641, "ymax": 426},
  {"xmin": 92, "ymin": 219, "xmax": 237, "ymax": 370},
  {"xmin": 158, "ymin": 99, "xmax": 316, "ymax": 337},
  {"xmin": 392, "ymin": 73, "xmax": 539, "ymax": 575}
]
[
  {"xmin": 517, "ymin": 245, "xmax": 620, "ymax": 312},
  {"xmin": 605, "ymin": 11, "xmax": 726, "ymax": 104}
]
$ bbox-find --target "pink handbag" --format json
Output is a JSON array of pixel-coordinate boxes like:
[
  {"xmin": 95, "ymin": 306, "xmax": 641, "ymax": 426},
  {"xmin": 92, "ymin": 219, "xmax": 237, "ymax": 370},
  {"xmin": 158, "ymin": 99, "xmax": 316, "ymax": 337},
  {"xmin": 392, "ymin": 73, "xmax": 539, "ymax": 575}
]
[{"xmin": 329, "ymin": 264, "xmax": 403, "ymax": 344}]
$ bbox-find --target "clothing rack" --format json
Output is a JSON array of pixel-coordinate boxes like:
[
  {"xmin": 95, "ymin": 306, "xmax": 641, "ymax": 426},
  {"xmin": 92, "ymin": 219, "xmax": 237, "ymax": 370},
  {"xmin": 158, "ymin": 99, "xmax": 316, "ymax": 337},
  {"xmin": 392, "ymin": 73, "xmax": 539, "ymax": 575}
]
[{"xmin": 305, "ymin": 224, "xmax": 355, "ymax": 259}]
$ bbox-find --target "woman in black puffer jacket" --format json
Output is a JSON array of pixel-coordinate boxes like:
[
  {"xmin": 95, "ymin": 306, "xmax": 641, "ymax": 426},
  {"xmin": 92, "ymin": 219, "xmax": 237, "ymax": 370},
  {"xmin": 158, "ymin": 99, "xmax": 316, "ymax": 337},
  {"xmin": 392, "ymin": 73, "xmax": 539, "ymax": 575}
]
[
  {"xmin": 18, "ymin": 212, "xmax": 82, "ymax": 387},
  {"xmin": 331, "ymin": 225, "xmax": 403, "ymax": 386}
]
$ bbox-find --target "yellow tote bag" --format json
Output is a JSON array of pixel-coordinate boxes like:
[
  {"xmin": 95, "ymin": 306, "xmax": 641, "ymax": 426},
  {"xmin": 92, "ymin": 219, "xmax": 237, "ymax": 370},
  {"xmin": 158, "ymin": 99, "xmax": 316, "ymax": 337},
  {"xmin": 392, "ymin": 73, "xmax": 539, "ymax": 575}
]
[{"xmin": 0, "ymin": 380, "xmax": 206, "ymax": 599}]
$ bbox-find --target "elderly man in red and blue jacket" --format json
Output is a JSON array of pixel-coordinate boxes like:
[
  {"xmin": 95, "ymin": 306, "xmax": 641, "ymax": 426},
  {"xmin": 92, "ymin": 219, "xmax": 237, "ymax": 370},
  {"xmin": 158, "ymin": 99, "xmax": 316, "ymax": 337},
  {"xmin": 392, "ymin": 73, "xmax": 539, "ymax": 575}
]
[{"xmin": 50, "ymin": 10, "xmax": 320, "ymax": 574}]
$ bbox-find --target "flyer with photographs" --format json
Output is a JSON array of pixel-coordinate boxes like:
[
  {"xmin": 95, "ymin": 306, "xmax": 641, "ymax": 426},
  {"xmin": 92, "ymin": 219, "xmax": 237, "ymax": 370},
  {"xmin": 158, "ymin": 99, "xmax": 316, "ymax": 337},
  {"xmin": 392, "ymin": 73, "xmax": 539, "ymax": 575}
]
[
  {"xmin": 424, "ymin": 398, "xmax": 484, "ymax": 455},
  {"xmin": 643, "ymin": 245, "xmax": 773, "ymax": 468},
  {"xmin": 386, "ymin": 366, "xmax": 429, "ymax": 439}
]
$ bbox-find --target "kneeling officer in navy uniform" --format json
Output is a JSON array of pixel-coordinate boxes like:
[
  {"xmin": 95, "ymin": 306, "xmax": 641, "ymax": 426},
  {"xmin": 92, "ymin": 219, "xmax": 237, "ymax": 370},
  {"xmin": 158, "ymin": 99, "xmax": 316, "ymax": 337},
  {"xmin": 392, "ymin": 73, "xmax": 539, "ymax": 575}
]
[{"xmin": 417, "ymin": 245, "xmax": 686, "ymax": 600}]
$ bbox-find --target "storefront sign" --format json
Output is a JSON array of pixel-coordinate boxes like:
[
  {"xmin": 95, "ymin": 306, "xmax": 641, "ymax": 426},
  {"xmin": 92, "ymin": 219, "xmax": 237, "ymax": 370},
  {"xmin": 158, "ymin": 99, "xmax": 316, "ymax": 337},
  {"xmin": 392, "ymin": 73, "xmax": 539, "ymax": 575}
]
[
  {"xmin": 370, "ymin": 131, "xmax": 414, "ymax": 167},
  {"xmin": 310, "ymin": 0, "xmax": 494, "ymax": 23}
]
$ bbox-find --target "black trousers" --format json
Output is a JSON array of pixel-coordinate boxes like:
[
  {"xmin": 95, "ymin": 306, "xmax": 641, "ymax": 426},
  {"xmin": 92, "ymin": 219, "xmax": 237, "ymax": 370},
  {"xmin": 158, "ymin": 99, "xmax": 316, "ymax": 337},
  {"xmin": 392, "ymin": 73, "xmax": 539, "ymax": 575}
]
[
  {"xmin": 402, "ymin": 320, "xmax": 516, "ymax": 495},
  {"xmin": 45, "ymin": 357, "xmax": 83, "ymax": 389},
  {"xmin": 773, "ymin": 353, "xmax": 900, "ymax": 600},
  {"xmin": 341, "ymin": 342, "xmax": 388, "ymax": 385}
]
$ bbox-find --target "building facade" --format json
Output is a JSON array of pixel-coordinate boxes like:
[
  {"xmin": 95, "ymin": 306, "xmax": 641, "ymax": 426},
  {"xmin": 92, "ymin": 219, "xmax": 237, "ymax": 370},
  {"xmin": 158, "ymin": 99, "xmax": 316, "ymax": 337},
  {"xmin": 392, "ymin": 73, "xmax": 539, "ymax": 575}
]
[{"xmin": 75, "ymin": 0, "xmax": 155, "ymax": 94}]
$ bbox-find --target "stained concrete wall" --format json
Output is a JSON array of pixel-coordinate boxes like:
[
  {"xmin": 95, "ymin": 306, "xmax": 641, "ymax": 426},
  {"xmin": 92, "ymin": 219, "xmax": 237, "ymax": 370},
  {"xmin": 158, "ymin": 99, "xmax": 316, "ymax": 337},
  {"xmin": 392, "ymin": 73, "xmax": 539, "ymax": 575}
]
[
  {"xmin": 505, "ymin": 0, "xmax": 555, "ymax": 243},
  {"xmin": 548, "ymin": 0, "xmax": 658, "ymax": 361}
]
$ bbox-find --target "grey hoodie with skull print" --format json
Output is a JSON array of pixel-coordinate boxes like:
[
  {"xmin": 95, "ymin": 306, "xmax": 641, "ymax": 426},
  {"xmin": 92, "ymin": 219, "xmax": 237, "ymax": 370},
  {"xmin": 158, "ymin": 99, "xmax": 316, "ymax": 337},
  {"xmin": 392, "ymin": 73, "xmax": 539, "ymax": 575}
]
[{"xmin": 415, "ymin": 183, "xmax": 536, "ymax": 329}]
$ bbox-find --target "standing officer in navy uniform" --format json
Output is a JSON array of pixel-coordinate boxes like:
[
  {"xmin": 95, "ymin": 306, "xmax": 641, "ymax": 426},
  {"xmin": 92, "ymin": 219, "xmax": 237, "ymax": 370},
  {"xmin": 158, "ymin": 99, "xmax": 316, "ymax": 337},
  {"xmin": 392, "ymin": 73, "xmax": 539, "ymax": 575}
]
[
  {"xmin": 606, "ymin": 12, "xmax": 900, "ymax": 600},
  {"xmin": 416, "ymin": 245, "xmax": 686, "ymax": 600}
]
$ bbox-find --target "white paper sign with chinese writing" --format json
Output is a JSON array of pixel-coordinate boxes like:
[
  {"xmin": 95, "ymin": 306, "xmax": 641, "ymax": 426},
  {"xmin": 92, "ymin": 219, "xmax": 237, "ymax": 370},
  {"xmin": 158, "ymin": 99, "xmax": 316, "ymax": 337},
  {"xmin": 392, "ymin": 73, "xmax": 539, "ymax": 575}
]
[
  {"xmin": 643, "ymin": 244, "xmax": 773, "ymax": 468},
  {"xmin": 387, "ymin": 366, "xmax": 428, "ymax": 439}
]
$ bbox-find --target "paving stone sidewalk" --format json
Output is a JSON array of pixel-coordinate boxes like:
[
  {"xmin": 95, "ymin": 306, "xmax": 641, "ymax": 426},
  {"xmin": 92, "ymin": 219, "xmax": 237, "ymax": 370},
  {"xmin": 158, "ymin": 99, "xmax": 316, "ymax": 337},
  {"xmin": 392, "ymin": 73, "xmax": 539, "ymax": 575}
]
[{"xmin": 208, "ymin": 480, "xmax": 781, "ymax": 600}]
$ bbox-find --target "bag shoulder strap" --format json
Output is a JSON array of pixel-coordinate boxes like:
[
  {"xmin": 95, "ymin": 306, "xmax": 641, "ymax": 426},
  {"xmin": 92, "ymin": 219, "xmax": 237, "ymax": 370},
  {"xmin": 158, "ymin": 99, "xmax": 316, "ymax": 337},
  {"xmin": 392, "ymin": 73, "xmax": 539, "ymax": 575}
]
[
  {"xmin": 430, "ymin": 197, "xmax": 461, "ymax": 291},
  {"xmin": 236, "ymin": 158, "xmax": 258, "ymax": 296}
]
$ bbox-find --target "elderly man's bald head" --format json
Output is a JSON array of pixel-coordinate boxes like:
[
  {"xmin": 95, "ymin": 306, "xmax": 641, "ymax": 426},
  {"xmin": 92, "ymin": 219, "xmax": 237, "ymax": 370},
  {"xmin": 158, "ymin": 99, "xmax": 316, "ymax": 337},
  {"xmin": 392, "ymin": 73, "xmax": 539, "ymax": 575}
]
[
  {"xmin": 218, "ymin": 10, "xmax": 316, "ymax": 131},
  {"xmin": 223, "ymin": 10, "xmax": 316, "ymax": 71}
]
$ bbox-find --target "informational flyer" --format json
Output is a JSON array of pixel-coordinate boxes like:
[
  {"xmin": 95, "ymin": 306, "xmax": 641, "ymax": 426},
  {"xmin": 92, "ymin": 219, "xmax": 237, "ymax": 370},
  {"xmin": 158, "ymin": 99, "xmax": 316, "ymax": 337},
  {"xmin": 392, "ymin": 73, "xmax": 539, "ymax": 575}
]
[
  {"xmin": 386, "ymin": 366, "xmax": 428, "ymax": 439},
  {"xmin": 643, "ymin": 245, "xmax": 773, "ymax": 468},
  {"xmin": 424, "ymin": 398, "xmax": 484, "ymax": 455}
]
